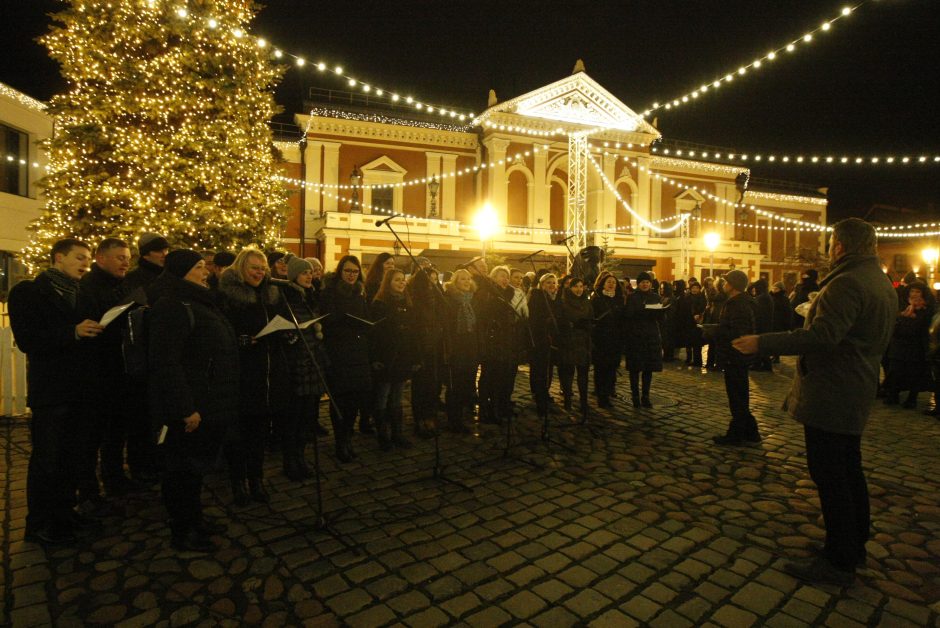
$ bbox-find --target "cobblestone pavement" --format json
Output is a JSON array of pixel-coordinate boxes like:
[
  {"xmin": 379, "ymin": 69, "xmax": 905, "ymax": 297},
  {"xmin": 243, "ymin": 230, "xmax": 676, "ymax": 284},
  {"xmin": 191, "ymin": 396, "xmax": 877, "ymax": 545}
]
[{"xmin": 2, "ymin": 357, "xmax": 939, "ymax": 627}]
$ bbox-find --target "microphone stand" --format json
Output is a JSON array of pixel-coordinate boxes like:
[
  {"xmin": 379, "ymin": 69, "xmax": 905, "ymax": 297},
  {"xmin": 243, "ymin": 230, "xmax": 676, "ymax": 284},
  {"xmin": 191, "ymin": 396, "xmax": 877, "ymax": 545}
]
[
  {"xmin": 377, "ymin": 218, "xmax": 472, "ymax": 492},
  {"xmin": 280, "ymin": 291, "xmax": 354, "ymax": 545}
]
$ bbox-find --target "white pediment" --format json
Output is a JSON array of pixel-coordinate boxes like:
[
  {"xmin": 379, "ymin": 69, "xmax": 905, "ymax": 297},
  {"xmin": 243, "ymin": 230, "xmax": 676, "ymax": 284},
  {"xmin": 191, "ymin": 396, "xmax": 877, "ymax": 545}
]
[{"xmin": 484, "ymin": 72, "xmax": 659, "ymax": 136}]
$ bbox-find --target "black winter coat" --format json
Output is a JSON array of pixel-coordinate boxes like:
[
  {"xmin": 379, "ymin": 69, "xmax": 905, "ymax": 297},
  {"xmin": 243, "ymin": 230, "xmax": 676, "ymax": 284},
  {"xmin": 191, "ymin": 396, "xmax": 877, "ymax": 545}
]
[
  {"xmin": 319, "ymin": 274, "xmax": 373, "ymax": 395},
  {"xmin": 527, "ymin": 289, "xmax": 559, "ymax": 351},
  {"xmin": 123, "ymin": 257, "xmax": 163, "ymax": 293},
  {"xmin": 624, "ymin": 289, "xmax": 664, "ymax": 372},
  {"xmin": 80, "ymin": 265, "xmax": 129, "ymax": 386},
  {"xmin": 557, "ymin": 291, "xmax": 592, "ymax": 366},
  {"xmin": 217, "ymin": 269, "xmax": 290, "ymax": 416},
  {"xmin": 888, "ymin": 306, "xmax": 932, "ymax": 363},
  {"xmin": 474, "ymin": 279, "xmax": 518, "ymax": 364},
  {"xmin": 752, "ymin": 281, "xmax": 774, "ymax": 335},
  {"xmin": 676, "ymin": 292, "xmax": 706, "ymax": 346},
  {"xmin": 790, "ymin": 279, "xmax": 819, "ymax": 329},
  {"xmin": 370, "ymin": 294, "xmax": 420, "ymax": 382},
  {"xmin": 591, "ymin": 291, "xmax": 624, "ymax": 364},
  {"xmin": 8, "ymin": 271, "xmax": 94, "ymax": 409},
  {"xmin": 715, "ymin": 292, "xmax": 756, "ymax": 367},
  {"xmin": 408, "ymin": 271, "xmax": 447, "ymax": 369},
  {"xmin": 771, "ymin": 291, "xmax": 792, "ymax": 332},
  {"xmin": 148, "ymin": 277, "xmax": 239, "ymax": 466},
  {"xmin": 278, "ymin": 282, "xmax": 329, "ymax": 397},
  {"xmin": 444, "ymin": 287, "xmax": 480, "ymax": 368}
]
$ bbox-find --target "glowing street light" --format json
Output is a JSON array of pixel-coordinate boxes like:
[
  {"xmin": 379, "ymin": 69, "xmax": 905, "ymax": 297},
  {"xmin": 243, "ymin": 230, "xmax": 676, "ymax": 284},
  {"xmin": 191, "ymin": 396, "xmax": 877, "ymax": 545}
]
[
  {"xmin": 704, "ymin": 232, "xmax": 721, "ymax": 278},
  {"xmin": 474, "ymin": 202, "xmax": 498, "ymax": 258},
  {"xmin": 922, "ymin": 247, "xmax": 939, "ymax": 282}
]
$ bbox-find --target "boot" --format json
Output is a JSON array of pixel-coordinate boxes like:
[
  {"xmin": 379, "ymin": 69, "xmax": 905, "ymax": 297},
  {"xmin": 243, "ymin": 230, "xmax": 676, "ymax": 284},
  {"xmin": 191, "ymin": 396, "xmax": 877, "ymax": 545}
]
[
  {"xmin": 563, "ymin": 393, "xmax": 573, "ymax": 412},
  {"xmin": 903, "ymin": 392, "xmax": 918, "ymax": 409},
  {"xmin": 641, "ymin": 379, "xmax": 653, "ymax": 408},
  {"xmin": 580, "ymin": 397, "xmax": 589, "ymax": 424},
  {"xmin": 446, "ymin": 404, "xmax": 470, "ymax": 434},
  {"xmin": 295, "ymin": 442, "xmax": 311, "ymax": 479},
  {"xmin": 312, "ymin": 421, "xmax": 329, "ymax": 438},
  {"xmin": 390, "ymin": 408, "xmax": 412, "ymax": 449},
  {"xmin": 359, "ymin": 413, "xmax": 375, "ymax": 435},
  {"xmin": 248, "ymin": 478, "xmax": 269, "ymax": 503},
  {"xmin": 231, "ymin": 479, "xmax": 250, "ymax": 506},
  {"xmin": 283, "ymin": 454, "xmax": 303, "ymax": 482},
  {"xmin": 375, "ymin": 409, "xmax": 393, "ymax": 452},
  {"xmin": 333, "ymin": 421, "xmax": 352, "ymax": 463}
]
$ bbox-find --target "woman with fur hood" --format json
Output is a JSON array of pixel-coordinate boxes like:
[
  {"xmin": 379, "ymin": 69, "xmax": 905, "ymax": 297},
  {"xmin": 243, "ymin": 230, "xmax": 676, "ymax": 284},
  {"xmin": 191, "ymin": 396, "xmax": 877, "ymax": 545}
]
[
  {"xmin": 319, "ymin": 255, "xmax": 373, "ymax": 462},
  {"xmin": 217, "ymin": 249, "xmax": 290, "ymax": 505},
  {"xmin": 276, "ymin": 256, "xmax": 330, "ymax": 481}
]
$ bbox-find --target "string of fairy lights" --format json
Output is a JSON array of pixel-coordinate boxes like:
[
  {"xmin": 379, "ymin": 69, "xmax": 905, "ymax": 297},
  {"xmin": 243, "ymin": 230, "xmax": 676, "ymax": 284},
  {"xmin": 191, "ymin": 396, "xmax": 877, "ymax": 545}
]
[
  {"xmin": 640, "ymin": 3, "xmax": 867, "ymax": 118},
  {"xmin": 650, "ymin": 145, "xmax": 940, "ymax": 167}
]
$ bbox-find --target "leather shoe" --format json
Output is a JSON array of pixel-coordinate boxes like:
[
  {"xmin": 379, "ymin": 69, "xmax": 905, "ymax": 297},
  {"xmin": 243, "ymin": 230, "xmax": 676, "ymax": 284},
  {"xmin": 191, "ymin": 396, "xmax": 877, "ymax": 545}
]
[
  {"xmin": 248, "ymin": 479, "xmax": 270, "ymax": 503},
  {"xmin": 712, "ymin": 434, "xmax": 745, "ymax": 446},
  {"xmin": 25, "ymin": 524, "xmax": 77, "ymax": 546},
  {"xmin": 784, "ymin": 557, "xmax": 854, "ymax": 586},
  {"xmin": 171, "ymin": 529, "xmax": 215, "ymax": 553}
]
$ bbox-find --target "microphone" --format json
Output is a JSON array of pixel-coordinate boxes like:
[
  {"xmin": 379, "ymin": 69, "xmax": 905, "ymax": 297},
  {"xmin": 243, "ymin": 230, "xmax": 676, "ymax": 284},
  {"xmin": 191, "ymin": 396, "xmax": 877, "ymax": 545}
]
[
  {"xmin": 555, "ymin": 234, "xmax": 576, "ymax": 245},
  {"xmin": 374, "ymin": 213, "xmax": 402, "ymax": 227},
  {"xmin": 516, "ymin": 249, "xmax": 544, "ymax": 262}
]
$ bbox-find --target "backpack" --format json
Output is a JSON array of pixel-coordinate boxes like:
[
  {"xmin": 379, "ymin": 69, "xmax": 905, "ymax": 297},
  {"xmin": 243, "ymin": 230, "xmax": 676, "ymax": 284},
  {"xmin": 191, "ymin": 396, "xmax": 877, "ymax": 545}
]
[{"xmin": 122, "ymin": 302, "xmax": 194, "ymax": 380}]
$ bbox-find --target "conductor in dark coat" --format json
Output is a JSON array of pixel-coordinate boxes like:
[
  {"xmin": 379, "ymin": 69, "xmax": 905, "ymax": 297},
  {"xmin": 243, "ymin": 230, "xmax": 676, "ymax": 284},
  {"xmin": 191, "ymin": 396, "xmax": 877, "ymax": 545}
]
[
  {"xmin": 149, "ymin": 250, "xmax": 239, "ymax": 552},
  {"xmin": 623, "ymin": 271, "xmax": 663, "ymax": 408}
]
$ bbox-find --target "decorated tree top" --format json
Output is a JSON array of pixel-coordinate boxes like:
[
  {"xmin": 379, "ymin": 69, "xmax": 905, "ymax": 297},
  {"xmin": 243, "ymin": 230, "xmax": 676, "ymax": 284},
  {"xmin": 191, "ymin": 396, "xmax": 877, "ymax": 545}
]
[{"xmin": 24, "ymin": 0, "xmax": 289, "ymax": 269}]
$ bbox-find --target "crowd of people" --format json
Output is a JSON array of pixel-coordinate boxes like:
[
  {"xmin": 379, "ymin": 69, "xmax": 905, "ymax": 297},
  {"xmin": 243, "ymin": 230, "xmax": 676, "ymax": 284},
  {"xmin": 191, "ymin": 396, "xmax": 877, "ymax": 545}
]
[{"xmin": 6, "ymin": 219, "xmax": 933, "ymax": 586}]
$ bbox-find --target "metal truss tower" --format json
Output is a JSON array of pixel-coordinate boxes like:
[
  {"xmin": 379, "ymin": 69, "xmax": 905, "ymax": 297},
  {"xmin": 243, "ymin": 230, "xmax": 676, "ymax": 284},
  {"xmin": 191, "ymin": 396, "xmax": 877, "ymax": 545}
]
[{"xmin": 567, "ymin": 132, "xmax": 589, "ymax": 267}]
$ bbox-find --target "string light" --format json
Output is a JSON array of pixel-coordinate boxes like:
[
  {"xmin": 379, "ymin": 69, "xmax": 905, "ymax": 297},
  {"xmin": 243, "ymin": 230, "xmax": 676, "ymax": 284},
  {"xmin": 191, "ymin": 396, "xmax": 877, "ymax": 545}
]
[
  {"xmin": 651, "ymin": 144, "xmax": 940, "ymax": 167},
  {"xmin": 0, "ymin": 81, "xmax": 46, "ymax": 111},
  {"xmin": 640, "ymin": 2, "xmax": 867, "ymax": 118}
]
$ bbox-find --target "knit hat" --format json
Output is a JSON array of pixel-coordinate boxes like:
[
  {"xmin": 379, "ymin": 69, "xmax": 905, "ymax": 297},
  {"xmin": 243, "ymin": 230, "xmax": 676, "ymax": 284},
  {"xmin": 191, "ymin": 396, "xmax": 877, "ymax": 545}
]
[
  {"xmin": 213, "ymin": 250, "xmax": 236, "ymax": 268},
  {"xmin": 724, "ymin": 269, "xmax": 749, "ymax": 293},
  {"xmin": 802, "ymin": 268, "xmax": 819, "ymax": 282},
  {"xmin": 138, "ymin": 232, "xmax": 169, "ymax": 256},
  {"xmin": 636, "ymin": 271, "xmax": 653, "ymax": 283},
  {"xmin": 267, "ymin": 251, "xmax": 286, "ymax": 268},
  {"xmin": 164, "ymin": 249, "xmax": 203, "ymax": 279},
  {"xmin": 286, "ymin": 255, "xmax": 313, "ymax": 283},
  {"xmin": 773, "ymin": 281, "xmax": 786, "ymax": 291}
]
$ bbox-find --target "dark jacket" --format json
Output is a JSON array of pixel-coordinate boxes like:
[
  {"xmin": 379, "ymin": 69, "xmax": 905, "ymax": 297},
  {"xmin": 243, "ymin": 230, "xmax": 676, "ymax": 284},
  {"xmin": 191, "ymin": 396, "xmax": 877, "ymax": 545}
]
[
  {"xmin": 676, "ymin": 290, "xmax": 706, "ymax": 347},
  {"xmin": 80, "ymin": 265, "xmax": 130, "ymax": 385},
  {"xmin": 760, "ymin": 254, "xmax": 897, "ymax": 435},
  {"xmin": 407, "ymin": 270, "xmax": 447, "ymax": 369},
  {"xmin": 752, "ymin": 280, "xmax": 774, "ymax": 335},
  {"xmin": 790, "ymin": 277, "xmax": 819, "ymax": 329},
  {"xmin": 148, "ymin": 276, "xmax": 239, "ymax": 462},
  {"xmin": 770, "ymin": 290, "xmax": 792, "ymax": 332},
  {"xmin": 591, "ymin": 290, "xmax": 624, "ymax": 363},
  {"xmin": 527, "ymin": 288, "xmax": 559, "ymax": 351},
  {"xmin": 370, "ymin": 294, "xmax": 420, "ymax": 382},
  {"xmin": 444, "ymin": 286, "xmax": 480, "ymax": 368},
  {"xmin": 888, "ymin": 305, "xmax": 932, "ymax": 364},
  {"xmin": 557, "ymin": 289, "xmax": 592, "ymax": 367},
  {"xmin": 715, "ymin": 292, "xmax": 756, "ymax": 368},
  {"xmin": 319, "ymin": 273, "xmax": 373, "ymax": 395},
  {"xmin": 124, "ymin": 257, "xmax": 164, "ymax": 293},
  {"xmin": 217, "ymin": 268, "xmax": 290, "ymax": 415},
  {"xmin": 474, "ymin": 278, "xmax": 518, "ymax": 364},
  {"xmin": 8, "ymin": 271, "xmax": 93, "ymax": 408},
  {"xmin": 278, "ymin": 281, "xmax": 329, "ymax": 398},
  {"xmin": 623, "ymin": 289, "xmax": 664, "ymax": 372}
]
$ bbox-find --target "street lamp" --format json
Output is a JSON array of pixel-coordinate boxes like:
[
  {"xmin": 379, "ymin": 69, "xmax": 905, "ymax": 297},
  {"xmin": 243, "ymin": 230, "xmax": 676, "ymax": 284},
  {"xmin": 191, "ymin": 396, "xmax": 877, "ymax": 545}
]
[
  {"xmin": 704, "ymin": 231, "xmax": 721, "ymax": 278},
  {"xmin": 474, "ymin": 202, "xmax": 498, "ymax": 260},
  {"xmin": 349, "ymin": 165, "xmax": 362, "ymax": 213},
  {"xmin": 428, "ymin": 175, "xmax": 440, "ymax": 218},
  {"xmin": 922, "ymin": 247, "xmax": 939, "ymax": 283}
]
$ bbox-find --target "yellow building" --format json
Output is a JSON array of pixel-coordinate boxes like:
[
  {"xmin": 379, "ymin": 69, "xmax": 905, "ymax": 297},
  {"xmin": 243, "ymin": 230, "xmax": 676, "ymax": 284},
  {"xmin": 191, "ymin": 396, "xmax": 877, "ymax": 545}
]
[{"xmin": 278, "ymin": 67, "xmax": 827, "ymax": 283}]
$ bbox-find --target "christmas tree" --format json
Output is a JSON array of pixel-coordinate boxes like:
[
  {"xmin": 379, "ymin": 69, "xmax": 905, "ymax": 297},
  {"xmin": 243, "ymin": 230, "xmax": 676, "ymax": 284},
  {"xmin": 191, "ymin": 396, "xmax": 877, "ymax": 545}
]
[{"xmin": 24, "ymin": 0, "xmax": 289, "ymax": 269}]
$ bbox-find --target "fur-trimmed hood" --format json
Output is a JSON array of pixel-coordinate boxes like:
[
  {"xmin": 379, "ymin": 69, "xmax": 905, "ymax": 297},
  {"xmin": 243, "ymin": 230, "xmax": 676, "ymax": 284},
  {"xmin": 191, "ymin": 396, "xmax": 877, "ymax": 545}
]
[{"xmin": 218, "ymin": 267, "xmax": 281, "ymax": 307}]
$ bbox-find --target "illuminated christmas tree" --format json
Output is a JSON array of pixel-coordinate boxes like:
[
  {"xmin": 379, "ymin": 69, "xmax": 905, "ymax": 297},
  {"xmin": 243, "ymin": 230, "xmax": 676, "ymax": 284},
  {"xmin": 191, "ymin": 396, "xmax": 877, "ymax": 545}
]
[{"xmin": 24, "ymin": 0, "xmax": 288, "ymax": 268}]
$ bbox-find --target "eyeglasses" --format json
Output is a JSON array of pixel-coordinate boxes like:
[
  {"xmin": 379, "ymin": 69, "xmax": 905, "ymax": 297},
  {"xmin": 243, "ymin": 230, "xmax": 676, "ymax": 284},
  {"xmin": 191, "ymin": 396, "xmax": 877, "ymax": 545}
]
[{"xmin": 342, "ymin": 268, "xmax": 360, "ymax": 275}]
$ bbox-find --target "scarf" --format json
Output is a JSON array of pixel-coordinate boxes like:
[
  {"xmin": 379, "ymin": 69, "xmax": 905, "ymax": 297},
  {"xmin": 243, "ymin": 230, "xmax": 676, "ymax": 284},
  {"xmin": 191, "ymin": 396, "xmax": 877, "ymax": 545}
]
[
  {"xmin": 45, "ymin": 268, "xmax": 79, "ymax": 308},
  {"xmin": 602, "ymin": 288, "xmax": 616, "ymax": 298},
  {"xmin": 453, "ymin": 291, "xmax": 476, "ymax": 334}
]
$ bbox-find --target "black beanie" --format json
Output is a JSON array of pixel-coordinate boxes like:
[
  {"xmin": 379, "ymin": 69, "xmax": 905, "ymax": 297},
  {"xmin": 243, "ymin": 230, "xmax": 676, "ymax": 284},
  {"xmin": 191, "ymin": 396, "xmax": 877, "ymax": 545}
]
[
  {"xmin": 636, "ymin": 271, "xmax": 653, "ymax": 283},
  {"xmin": 164, "ymin": 249, "xmax": 203, "ymax": 279}
]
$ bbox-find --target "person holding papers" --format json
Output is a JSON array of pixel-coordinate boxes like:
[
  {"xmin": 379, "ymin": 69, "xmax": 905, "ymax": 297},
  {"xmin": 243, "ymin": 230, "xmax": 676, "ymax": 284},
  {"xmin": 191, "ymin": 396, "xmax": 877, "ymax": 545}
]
[
  {"xmin": 591, "ymin": 272, "xmax": 625, "ymax": 409},
  {"xmin": 623, "ymin": 271, "xmax": 664, "ymax": 408},
  {"xmin": 149, "ymin": 250, "xmax": 239, "ymax": 552},
  {"xmin": 218, "ymin": 249, "xmax": 289, "ymax": 505},
  {"xmin": 319, "ymin": 255, "xmax": 374, "ymax": 463},
  {"xmin": 276, "ymin": 256, "xmax": 330, "ymax": 480}
]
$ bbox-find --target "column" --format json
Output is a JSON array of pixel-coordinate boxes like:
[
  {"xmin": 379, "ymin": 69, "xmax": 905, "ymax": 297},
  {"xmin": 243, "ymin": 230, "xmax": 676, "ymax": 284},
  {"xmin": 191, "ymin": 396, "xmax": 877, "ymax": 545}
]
[
  {"xmin": 321, "ymin": 141, "xmax": 341, "ymax": 213},
  {"xmin": 601, "ymin": 152, "xmax": 618, "ymax": 230},
  {"xmin": 304, "ymin": 141, "xmax": 323, "ymax": 235},
  {"xmin": 483, "ymin": 137, "xmax": 510, "ymax": 224},
  {"xmin": 441, "ymin": 153, "xmax": 458, "ymax": 220},
  {"xmin": 636, "ymin": 155, "xmax": 651, "ymax": 230},
  {"xmin": 532, "ymin": 143, "xmax": 551, "ymax": 241}
]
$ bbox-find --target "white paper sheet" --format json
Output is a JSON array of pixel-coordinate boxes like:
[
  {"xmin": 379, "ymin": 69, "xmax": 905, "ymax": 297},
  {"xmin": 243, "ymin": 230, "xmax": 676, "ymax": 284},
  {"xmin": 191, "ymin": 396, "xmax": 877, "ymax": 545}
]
[{"xmin": 99, "ymin": 302, "xmax": 135, "ymax": 328}]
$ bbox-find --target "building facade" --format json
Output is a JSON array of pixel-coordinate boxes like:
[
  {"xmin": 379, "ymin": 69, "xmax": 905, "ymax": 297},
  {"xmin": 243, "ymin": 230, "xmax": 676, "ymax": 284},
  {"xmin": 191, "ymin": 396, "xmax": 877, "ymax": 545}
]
[{"xmin": 277, "ymin": 69, "xmax": 828, "ymax": 283}]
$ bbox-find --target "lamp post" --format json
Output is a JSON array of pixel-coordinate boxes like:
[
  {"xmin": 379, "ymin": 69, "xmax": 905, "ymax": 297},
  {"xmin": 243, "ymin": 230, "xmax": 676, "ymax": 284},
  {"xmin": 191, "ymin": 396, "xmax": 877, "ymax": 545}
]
[
  {"xmin": 474, "ymin": 202, "xmax": 498, "ymax": 261},
  {"xmin": 349, "ymin": 165, "xmax": 362, "ymax": 213},
  {"xmin": 704, "ymin": 231, "xmax": 721, "ymax": 279},
  {"xmin": 428, "ymin": 175, "xmax": 440, "ymax": 218},
  {"xmin": 922, "ymin": 247, "xmax": 938, "ymax": 284}
]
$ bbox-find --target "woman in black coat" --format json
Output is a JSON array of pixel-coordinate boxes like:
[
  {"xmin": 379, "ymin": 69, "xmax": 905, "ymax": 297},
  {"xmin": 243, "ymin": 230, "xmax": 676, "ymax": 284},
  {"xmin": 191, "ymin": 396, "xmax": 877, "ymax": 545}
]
[
  {"xmin": 557, "ymin": 278, "xmax": 593, "ymax": 419},
  {"xmin": 884, "ymin": 282, "xmax": 934, "ymax": 408},
  {"xmin": 149, "ymin": 250, "xmax": 239, "ymax": 552},
  {"xmin": 407, "ymin": 268, "xmax": 447, "ymax": 438},
  {"xmin": 277, "ymin": 256, "xmax": 330, "ymax": 481},
  {"xmin": 528, "ymin": 273, "xmax": 560, "ymax": 421},
  {"xmin": 680, "ymin": 281, "xmax": 707, "ymax": 367},
  {"xmin": 443, "ymin": 269, "xmax": 480, "ymax": 433},
  {"xmin": 475, "ymin": 266, "xmax": 519, "ymax": 425},
  {"xmin": 624, "ymin": 271, "xmax": 664, "ymax": 407},
  {"xmin": 370, "ymin": 269, "xmax": 420, "ymax": 450},
  {"xmin": 592, "ymin": 272, "xmax": 624, "ymax": 408},
  {"xmin": 217, "ymin": 250, "xmax": 290, "ymax": 505},
  {"xmin": 320, "ymin": 255, "xmax": 373, "ymax": 462}
]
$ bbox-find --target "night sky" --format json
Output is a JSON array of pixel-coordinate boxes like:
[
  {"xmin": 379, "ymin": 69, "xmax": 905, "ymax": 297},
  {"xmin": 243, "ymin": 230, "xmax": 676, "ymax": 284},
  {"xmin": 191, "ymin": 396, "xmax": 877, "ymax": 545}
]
[{"xmin": 2, "ymin": 0, "xmax": 938, "ymax": 222}]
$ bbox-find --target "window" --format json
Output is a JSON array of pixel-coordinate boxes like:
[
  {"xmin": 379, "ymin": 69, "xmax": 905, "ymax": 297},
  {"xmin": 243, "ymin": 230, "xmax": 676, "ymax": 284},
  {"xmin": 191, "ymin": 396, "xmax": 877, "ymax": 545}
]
[
  {"xmin": 893, "ymin": 254, "xmax": 908, "ymax": 273},
  {"xmin": 1, "ymin": 124, "xmax": 29, "ymax": 197},
  {"xmin": 372, "ymin": 187, "xmax": 393, "ymax": 214}
]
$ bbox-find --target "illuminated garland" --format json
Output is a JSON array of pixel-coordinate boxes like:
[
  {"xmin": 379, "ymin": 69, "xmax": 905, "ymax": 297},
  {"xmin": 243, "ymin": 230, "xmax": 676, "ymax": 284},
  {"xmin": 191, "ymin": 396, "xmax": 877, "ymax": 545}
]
[
  {"xmin": 640, "ymin": 2, "xmax": 867, "ymax": 117},
  {"xmin": 0, "ymin": 81, "xmax": 47, "ymax": 111},
  {"xmin": 651, "ymin": 145, "xmax": 940, "ymax": 167}
]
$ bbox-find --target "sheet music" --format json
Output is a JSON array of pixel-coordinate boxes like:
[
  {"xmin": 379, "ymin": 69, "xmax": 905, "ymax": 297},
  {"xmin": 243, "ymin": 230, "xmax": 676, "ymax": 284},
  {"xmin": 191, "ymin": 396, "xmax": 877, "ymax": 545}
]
[{"xmin": 99, "ymin": 302, "xmax": 135, "ymax": 328}]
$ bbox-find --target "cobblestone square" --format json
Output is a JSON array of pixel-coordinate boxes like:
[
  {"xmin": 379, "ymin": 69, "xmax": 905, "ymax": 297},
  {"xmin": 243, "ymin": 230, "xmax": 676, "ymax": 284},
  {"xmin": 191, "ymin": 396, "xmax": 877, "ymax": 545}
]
[{"xmin": 2, "ymin": 358, "xmax": 939, "ymax": 626}]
